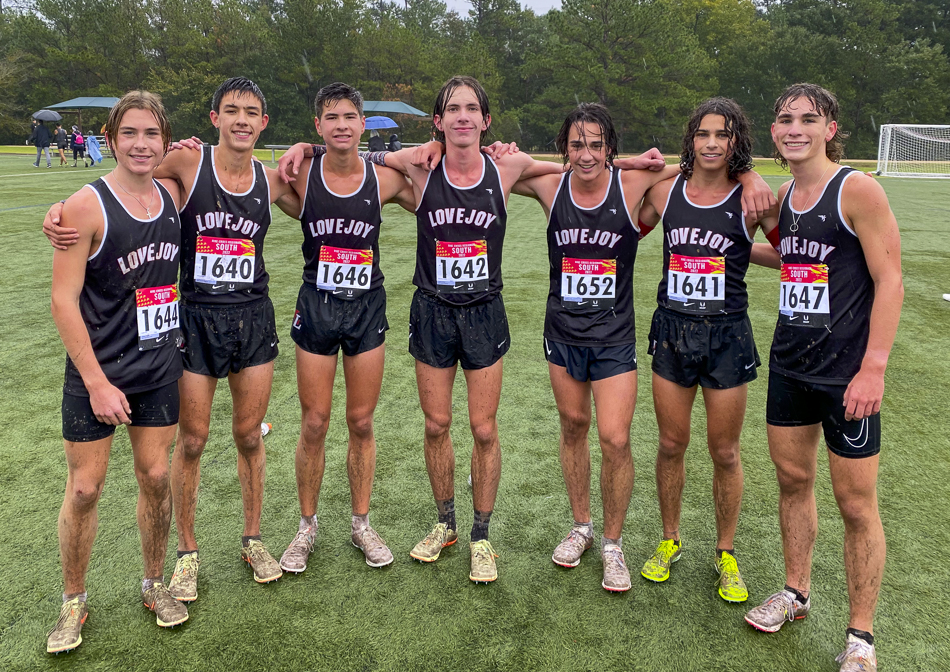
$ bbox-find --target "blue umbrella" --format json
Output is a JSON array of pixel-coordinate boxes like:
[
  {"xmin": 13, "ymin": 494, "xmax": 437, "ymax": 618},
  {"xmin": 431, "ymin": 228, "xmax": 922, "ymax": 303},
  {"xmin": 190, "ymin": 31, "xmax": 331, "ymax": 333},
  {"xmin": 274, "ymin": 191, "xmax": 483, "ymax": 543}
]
[{"xmin": 365, "ymin": 116, "xmax": 398, "ymax": 130}]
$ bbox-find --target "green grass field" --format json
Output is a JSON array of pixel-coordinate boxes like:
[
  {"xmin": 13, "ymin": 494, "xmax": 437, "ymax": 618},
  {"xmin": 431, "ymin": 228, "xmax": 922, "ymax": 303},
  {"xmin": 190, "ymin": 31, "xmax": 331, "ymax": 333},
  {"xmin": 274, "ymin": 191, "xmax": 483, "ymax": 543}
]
[{"xmin": 0, "ymin": 153, "xmax": 946, "ymax": 671}]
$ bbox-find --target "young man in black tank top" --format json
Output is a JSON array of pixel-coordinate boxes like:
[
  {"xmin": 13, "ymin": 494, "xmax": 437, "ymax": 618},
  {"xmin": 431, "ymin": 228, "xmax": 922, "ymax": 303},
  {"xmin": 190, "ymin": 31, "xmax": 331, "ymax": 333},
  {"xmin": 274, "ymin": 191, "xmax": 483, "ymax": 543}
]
[
  {"xmin": 47, "ymin": 92, "xmax": 188, "ymax": 653},
  {"xmin": 44, "ymin": 78, "xmax": 303, "ymax": 598},
  {"xmin": 273, "ymin": 83, "xmax": 417, "ymax": 572},
  {"xmin": 511, "ymin": 104, "xmax": 680, "ymax": 591},
  {"xmin": 743, "ymin": 85, "xmax": 903, "ymax": 672},
  {"xmin": 635, "ymin": 99, "xmax": 778, "ymax": 602}
]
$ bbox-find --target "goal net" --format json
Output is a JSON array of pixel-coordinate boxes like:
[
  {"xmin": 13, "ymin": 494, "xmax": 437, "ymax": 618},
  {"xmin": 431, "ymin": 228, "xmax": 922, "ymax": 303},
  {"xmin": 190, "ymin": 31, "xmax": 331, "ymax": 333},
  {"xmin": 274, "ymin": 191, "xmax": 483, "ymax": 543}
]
[{"xmin": 876, "ymin": 124, "xmax": 950, "ymax": 178}]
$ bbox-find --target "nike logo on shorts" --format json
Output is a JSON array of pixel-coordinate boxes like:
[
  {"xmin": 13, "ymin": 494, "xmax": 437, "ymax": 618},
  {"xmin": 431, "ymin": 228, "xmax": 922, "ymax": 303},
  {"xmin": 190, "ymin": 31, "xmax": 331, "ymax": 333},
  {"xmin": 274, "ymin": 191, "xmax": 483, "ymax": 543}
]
[
  {"xmin": 378, "ymin": 328, "xmax": 385, "ymax": 334},
  {"xmin": 544, "ymin": 339, "xmax": 551, "ymax": 356},
  {"xmin": 497, "ymin": 339, "xmax": 507, "ymax": 349},
  {"xmin": 844, "ymin": 417, "xmax": 870, "ymax": 449},
  {"xmin": 744, "ymin": 362, "xmax": 755, "ymax": 370}
]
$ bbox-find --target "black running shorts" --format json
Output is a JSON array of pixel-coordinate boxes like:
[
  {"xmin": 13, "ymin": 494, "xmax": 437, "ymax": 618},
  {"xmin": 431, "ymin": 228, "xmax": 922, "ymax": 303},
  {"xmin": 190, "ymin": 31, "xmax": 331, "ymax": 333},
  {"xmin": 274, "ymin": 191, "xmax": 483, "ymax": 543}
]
[
  {"xmin": 409, "ymin": 290, "xmax": 510, "ymax": 370},
  {"xmin": 62, "ymin": 380, "xmax": 180, "ymax": 442},
  {"xmin": 766, "ymin": 371, "xmax": 881, "ymax": 459},
  {"xmin": 648, "ymin": 307, "xmax": 760, "ymax": 390},
  {"xmin": 180, "ymin": 297, "xmax": 279, "ymax": 378},
  {"xmin": 543, "ymin": 338, "xmax": 637, "ymax": 382},
  {"xmin": 291, "ymin": 284, "xmax": 388, "ymax": 357}
]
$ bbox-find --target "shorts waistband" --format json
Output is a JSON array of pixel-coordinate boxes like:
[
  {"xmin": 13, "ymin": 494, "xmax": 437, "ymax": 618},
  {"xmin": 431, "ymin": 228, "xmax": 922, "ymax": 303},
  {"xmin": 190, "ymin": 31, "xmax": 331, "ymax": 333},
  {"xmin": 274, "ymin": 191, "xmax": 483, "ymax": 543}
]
[
  {"xmin": 655, "ymin": 305, "xmax": 748, "ymax": 323},
  {"xmin": 416, "ymin": 288, "xmax": 500, "ymax": 308},
  {"xmin": 181, "ymin": 295, "xmax": 270, "ymax": 310}
]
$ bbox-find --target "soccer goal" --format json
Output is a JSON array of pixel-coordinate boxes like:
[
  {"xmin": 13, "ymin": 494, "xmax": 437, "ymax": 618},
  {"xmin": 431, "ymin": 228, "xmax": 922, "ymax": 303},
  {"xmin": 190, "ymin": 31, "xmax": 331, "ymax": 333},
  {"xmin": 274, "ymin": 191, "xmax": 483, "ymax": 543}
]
[{"xmin": 876, "ymin": 124, "xmax": 950, "ymax": 177}]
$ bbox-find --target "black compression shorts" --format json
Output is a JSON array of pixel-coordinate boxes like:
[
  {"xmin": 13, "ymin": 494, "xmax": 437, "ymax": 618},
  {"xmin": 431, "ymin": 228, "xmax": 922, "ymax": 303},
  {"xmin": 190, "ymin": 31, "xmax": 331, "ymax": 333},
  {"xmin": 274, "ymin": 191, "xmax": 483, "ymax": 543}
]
[
  {"xmin": 291, "ymin": 284, "xmax": 387, "ymax": 357},
  {"xmin": 409, "ymin": 290, "xmax": 510, "ymax": 370},
  {"xmin": 648, "ymin": 307, "xmax": 760, "ymax": 390},
  {"xmin": 766, "ymin": 371, "xmax": 881, "ymax": 459},
  {"xmin": 180, "ymin": 297, "xmax": 279, "ymax": 378},
  {"xmin": 62, "ymin": 380, "xmax": 180, "ymax": 442}
]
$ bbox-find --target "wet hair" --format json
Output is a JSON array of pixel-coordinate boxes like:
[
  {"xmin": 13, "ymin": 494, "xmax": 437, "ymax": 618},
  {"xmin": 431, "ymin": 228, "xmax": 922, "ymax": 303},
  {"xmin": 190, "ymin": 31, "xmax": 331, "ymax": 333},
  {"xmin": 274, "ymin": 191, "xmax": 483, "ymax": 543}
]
[
  {"xmin": 432, "ymin": 76, "xmax": 491, "ymax": 143},
  {"xmin": 554, "ymin": 103, "xmax": 619, "ymax": 166},
  {"xmin": 680, "ymin": 97, "xmax": 754, "ymax": 181},
  {"xmin": 103, "ymin": 90, "xmax": 172, "ymax": 157},
  {"xmin": 315, "ymin": 82, "xmax": 364, "ymax": 118},
  {"xmin": 212, "ymin": 77, "xmax": 267, "ymax": 115},
  {"xmin": 773, "ymin": 83, "xmax": 848, "ymax": 168}
]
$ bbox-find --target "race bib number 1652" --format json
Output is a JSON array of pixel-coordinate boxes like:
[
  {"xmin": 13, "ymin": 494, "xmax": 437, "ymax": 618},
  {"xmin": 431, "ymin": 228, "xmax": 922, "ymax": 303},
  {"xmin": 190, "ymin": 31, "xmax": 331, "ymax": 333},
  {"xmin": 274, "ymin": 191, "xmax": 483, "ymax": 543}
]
[{"xmin": 561, "ymin": 257, "xmax": 616, "ymax": 310}]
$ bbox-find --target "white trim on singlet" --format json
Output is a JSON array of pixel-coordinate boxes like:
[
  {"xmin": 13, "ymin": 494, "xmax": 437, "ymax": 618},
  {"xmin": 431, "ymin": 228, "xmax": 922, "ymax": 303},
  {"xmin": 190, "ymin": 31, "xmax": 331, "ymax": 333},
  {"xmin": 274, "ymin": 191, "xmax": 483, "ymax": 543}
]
[
  {"xmin": 787, "ymin": 164, "xmax": 846, "ymax": 215},
  {"xmin": 261, "ymin": 160, "xmax": 273, "ymax": 224},
  {"xmin": 84, "ymin": 183, "xmax": 109, "ymax": 261},
  {"xmin": 681, "ymin": 177, "xmax": 741, "ymax": 210},
  {"xmin": 320, "ymin": 153, "xmax": 367, "ymax": 198},
  {"xmin": 614, "ymin": 169, "xmax": 639, "ymax": 232},
  {"xmin": 414, "ymin": 168, "xmax": 434, "ymax": 213},
  {"xmin": 299, "ymin": 155, "xmax": 315, "ymax": 220},
  {"xmin": 837, "ymin": 169, "xmax": 859, "ymax": 237},
  {"xmin": 486, "ymin": 156, "xmax": 508, "ymax": 217},
  {"xmin": 211, "ymin": 145, "xmax": 256, "ymax": 197},
  {"xmin": 99, "ymin": 176, "xmax": 165, "ymax": 223},
  {"xmin": 658, "ymin": 174, "xmax": 679, "ymax": 230},
  {"xmin": 547, "ymin": 172, "xmax": 569, "ymax": 227},
  {"xmin": 740, "ymin": 211, "xmax": 754, "ymax": 243},
  {"xmin": 179, "ymin": 145, "xmax": 204, "ymax": 214},
  {"xmin": 370, "ymin": 162, "xmax": 383, "ymax": 223},
  {"xmin": 443, "ymin": 153, "xmax": 487, "ymax": 191},
  {"xmin": 567, "ymin": 166, "xmax": 611, "ymax": 212}
]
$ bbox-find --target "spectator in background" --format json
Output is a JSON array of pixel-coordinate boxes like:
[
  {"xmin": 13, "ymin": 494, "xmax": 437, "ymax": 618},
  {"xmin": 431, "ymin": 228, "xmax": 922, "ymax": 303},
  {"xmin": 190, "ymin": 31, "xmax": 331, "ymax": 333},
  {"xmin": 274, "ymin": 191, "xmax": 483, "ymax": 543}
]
[
  {"xmin": 368, "ymin": 129, "xmax": 385, "ymax": 152},
  {"xmin": 388, "ymin": 133, "xmax": 402, "ymax": 152},
  {"xmin": 55, "ymin": 123, "xmax": 69, "ymax": 166},
  {"xmin": 70, "ymin": 126, "xmax": 89, "ymax": 167},
  {"xmin": 29, "ymin": 120, "xmax": 53, "ymax": 168}
]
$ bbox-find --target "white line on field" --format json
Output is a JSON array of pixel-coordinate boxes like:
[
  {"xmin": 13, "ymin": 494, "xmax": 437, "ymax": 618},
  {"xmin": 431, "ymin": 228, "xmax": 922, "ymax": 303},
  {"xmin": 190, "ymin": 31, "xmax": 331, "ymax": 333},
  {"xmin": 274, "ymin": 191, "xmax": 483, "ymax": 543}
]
[{"xmin": 0, "ymin": 167, "xmax": 111, "ymax": 179}]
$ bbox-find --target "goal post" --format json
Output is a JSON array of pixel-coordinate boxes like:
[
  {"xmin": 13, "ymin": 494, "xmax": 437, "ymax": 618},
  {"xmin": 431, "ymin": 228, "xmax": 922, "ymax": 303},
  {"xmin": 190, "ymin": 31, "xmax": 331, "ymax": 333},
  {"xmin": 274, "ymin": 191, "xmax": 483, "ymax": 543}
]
[{"xmin": 876, "ymin": 124, "xmax": 950, "ymax": 178}]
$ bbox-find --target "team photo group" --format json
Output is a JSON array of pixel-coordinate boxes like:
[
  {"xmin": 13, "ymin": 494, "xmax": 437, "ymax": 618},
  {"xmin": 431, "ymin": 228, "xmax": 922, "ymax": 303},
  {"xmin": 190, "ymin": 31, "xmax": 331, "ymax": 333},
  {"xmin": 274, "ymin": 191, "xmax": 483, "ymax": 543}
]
[{"xmin": 41, "ymin": 73, "xmax": 902, "ymax": 672}]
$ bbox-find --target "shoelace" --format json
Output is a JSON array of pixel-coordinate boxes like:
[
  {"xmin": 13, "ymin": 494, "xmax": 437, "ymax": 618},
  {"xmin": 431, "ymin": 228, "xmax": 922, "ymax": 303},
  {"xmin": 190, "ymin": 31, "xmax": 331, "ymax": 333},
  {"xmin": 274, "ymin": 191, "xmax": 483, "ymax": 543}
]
[
  {"xmin": 716, "ymin": 556, "xmax": 742, "ymax": 589},
  {"xmin": 424, "ymin": 524, "xmax": 448, "ymax": 546},
  {"xmin": 565, "ymin": 529, "xmax": 592, "ymax": 548},
  {"xmin": 48, "ymin": 600, "xmax": 83, "ymax": 636},
  {"xmin": 472, "ymin": 542, "xmax": 497, "ymax": 562},
  {"xmin": 177, "ymin": 555, "xmax": 198, "ymax": 576},
  {"xmin": 356, "ymin": 526, "xmax": 384, "ymax": 547},
  {"xmin": 835, "ymin": 638, "xmax": 873, "ymax": 664},
  {"xmin": 246, "ymin": 540, "xmax": 270, "ymax": 563},
  {"xmin": 292, "ymin": 529, "xmax": 315, "ymax": 552},
  {"xmin": 763, "ymin": 591, "xmax": 797, "ymax": 623},
  {"xmin": 603, "ymin": 546, "xmax": 626, "ymax": 568}
]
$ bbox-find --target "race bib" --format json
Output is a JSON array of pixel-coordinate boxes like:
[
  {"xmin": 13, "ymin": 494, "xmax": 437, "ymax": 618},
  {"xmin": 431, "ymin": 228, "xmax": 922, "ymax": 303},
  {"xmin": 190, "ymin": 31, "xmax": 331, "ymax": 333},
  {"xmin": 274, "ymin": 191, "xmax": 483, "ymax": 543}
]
[
  {"xmin": 435, "ymin": 240, "xmax": 489, "ymax": 293},
  {"xmin": 779, "ymin": 263, "xmax": 830, "ymax": 328},
  {"xmin": 316, "ymin": 246, "xmax": 372, "ymax": 299},
  {"xmin": 136, "ymin": 284, "xmax": 179, "ymax": 351},
  {"xmin": 667, "ymin": 254, "xmax": 726, "ymax": 314},
  {"xmin": 194, "ymin": 236, "xmax": 255, "ymax": 294},
  {"xmin": 560, "ymin": 257, "xmax": 616, "ymax": 311}
]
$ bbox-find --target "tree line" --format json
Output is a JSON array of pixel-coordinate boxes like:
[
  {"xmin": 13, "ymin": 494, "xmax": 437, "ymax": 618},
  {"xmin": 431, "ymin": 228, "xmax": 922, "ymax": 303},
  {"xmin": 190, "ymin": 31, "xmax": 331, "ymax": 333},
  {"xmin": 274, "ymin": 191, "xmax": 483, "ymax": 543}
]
[{"xmin": 1, "ymin": 0, "xmax": 948, "ymax": 158}]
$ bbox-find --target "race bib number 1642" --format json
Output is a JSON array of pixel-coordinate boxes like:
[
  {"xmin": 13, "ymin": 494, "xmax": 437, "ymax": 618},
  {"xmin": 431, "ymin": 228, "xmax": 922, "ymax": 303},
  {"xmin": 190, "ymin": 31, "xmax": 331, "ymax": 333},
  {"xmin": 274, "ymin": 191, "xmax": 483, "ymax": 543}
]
[{"xmin": 435, "ymin": 240, "xmax": 489, "ymax": 293}]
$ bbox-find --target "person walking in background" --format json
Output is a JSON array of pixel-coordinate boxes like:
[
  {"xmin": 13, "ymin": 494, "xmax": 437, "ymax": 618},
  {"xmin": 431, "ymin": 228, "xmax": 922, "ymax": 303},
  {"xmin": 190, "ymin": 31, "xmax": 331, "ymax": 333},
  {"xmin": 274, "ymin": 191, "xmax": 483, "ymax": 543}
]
[
  {"xmin": 387, "ymin": 133, "xmax": 401, "ymax": 151},
  {"xmin": 70, "ymin": 126, "xmax": 89, "ymax": 167},
  {"xmin": 29, "ymin": 120, "xmax": 53, "ymax": 168},
  {"xmin": 55, "ymin": 123, "xmax": 69, "ymax": 166}
]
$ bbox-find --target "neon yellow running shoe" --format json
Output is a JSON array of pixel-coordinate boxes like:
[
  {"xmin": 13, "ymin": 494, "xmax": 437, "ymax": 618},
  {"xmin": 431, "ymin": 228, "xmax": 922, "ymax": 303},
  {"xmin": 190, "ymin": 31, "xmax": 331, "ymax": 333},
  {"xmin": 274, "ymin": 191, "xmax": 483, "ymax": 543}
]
[
  {"xmin": 640, "ymin": 538, "xmax": 682, "ymax": 582},
  {"xmin": 715, "ymin": 551, "xmax": 748, "ymax": 602},
  {"xmin": 46, "ymin": 597, "xmax": 87, "ymax": 654},
  {"xmin": 168, "ymin": 552, "xmax": 199, "ymax": 602},
  {"xmin": 410, "ymin": 523, "xmax": 458, "ymax": 563},
  {"xmin": 469, "ymin": 540, "xmax": 499, "ymax": 583}
]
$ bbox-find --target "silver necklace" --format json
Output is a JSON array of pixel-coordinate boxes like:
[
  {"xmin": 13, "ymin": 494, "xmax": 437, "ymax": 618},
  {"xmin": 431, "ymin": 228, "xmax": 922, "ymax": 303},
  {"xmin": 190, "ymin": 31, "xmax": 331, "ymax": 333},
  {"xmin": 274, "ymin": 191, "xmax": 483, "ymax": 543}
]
[
  {"xmin": 790, "ymin": 163, "xmax": 832, "ymax": 233},
  {"xmin": 112, "ymin": 171, "xmax": 155, "ymax": 218}
]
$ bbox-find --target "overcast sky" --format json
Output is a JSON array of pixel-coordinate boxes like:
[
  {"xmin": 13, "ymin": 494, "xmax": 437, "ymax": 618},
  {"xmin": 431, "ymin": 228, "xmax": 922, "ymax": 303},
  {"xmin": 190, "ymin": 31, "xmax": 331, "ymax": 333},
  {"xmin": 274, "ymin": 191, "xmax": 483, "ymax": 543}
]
[{"xmin": 443, "ymin": 0, "xmax": 562, "ymax": 15}]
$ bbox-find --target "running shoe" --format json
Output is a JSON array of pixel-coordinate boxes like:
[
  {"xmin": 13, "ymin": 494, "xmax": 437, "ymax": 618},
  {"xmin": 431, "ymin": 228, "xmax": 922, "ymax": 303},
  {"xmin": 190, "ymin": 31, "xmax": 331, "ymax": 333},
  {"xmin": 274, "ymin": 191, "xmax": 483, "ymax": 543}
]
[
  {"xmin": 715, "ymin": 551, "xmax": 748, "ymax": 602},
  {"xmin": 602, "ymin": 543, "xmax": 632, "ymax": 592},
  {"xmin": 241, "ymin": 539, "xmax": 283, "ymax": 583},
  {"xmin": 352, "ymin": 525, "xmax": 394, "ymax": 567},
  {"xmin": 279, "ymin": 527, "xmax": 316, "ymax": 574},
  {"xmin": 469, "ymin": 540, "xmax": 499, "ymax": 583},
  {"xmin": 640, "ymin": 538, "xmax": 682, "ymax": 582},
  {"xmin": 552, "ymin": 525, "xmax": 594, "ymax": 567},
  {"xmin": 143, "ymin": 582, "xmax": 189, "ymax": 627},
  {"xmin": 744, "ymin": 589, "xmax": 810, "ymax": 633},
  {"xmin": 46, "ymin": 597, "xmax": 87, "ymax": 654},
  {"xmin": 168, "ymin": 552, "xmax": 199, "ymax": 602},
  {"xmin": 410, "ymin": 522, "xmax": 458, "ymax": 562},
  {"xmin": 836, "ymin": 634, "xmax": 877, "ymax": 672}
]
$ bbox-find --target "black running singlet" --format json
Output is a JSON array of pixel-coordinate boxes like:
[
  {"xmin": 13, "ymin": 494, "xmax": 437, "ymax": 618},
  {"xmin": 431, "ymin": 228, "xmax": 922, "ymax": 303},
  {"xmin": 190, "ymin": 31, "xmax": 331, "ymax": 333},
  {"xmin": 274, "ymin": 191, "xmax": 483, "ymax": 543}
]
[
  {"xmin": 65, "ymin": 178, "xmax": 183, "ymax": 396},
  {"xmin": 414, "ymin": 154, "xmax": 507, "ymax": 306},
  {"xmin": 298, "ymin": 155, "xmax": 383, "ymax": 299},
  {"xmin": 544, "ymin": 168, "xmax": 638, "ymax": 346},
  {"xmin": 770, "ymin": 166, "xmax": 873, "ymax": 384},
  {"xmin": 179, "ymin": 146, "xmax": 272, "ymax": 304},
  {"xmin": 656, "ymin": 175, "xmax": 752, "ymax": 315}
]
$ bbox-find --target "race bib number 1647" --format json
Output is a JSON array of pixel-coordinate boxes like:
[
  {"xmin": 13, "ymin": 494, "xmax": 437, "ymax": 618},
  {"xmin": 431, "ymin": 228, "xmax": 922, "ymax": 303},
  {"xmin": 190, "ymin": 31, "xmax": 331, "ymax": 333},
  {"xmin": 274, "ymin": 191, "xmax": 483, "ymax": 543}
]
[{"xmin": 779, "ymin": 263, "xmax": 831, "ymax": 328}]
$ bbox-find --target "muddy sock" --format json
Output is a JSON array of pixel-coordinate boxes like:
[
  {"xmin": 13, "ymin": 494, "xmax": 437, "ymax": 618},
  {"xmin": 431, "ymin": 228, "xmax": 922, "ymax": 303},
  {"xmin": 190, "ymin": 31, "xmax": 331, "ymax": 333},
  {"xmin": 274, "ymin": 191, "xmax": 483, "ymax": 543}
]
[
  {"xmin": 471, "ymin": 509, "xmax": 492, "ymax": 542},
  {"xmin": 300, "ymin": 514, "xmax": 318, "ymax": 533},
  {"xmin": 242, "ymin": 535, "xmax": 261, "ymax": 547},
  {"xmin": 436, "ymin": 498, "xmax": 456, "ymax": 532}
]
